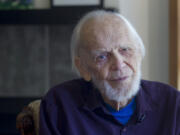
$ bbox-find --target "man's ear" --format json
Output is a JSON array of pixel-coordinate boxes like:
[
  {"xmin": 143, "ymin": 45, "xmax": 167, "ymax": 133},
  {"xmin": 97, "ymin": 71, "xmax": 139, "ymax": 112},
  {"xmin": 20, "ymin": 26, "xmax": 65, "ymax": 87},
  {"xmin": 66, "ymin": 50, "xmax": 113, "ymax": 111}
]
[{"xmin": 75, "ymin": 57, "xmax": 91, "ymax": 81}]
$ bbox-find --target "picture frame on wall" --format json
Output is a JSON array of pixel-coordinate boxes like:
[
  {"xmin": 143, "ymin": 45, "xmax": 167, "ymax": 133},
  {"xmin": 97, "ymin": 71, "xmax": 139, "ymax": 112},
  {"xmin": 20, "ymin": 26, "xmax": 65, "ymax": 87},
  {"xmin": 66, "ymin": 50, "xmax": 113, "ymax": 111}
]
[
  {"xmin": 0, "ymin": 0, "xmax": 51, "ymax": 10},
  {"xmin": 52, "ymin": 0, "xmax": 101, "ymax": 7},
  {"xmin": 0, "ymin": 0, "xmax": 33, "ymax": 10}
]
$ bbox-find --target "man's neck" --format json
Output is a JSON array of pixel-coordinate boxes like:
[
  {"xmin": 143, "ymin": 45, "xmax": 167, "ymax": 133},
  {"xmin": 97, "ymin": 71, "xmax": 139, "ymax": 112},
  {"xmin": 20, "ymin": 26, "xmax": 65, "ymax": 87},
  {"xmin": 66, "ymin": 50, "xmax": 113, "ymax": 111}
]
[{"xmin": 103, "ymin": 96, "xmax": 133, "ymax": 111}]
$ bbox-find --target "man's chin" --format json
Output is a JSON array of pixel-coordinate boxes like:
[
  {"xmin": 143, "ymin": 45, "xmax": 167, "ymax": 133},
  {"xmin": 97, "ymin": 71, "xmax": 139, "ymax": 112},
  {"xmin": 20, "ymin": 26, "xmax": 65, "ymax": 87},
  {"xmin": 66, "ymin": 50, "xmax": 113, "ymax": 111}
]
[
  {"xmin": 105, "ymin": 79, "xmax": 140, "ymax": 102},
  {"xmin": 92, "ymin": 73, "xmax": 141, "ymax": 103}
]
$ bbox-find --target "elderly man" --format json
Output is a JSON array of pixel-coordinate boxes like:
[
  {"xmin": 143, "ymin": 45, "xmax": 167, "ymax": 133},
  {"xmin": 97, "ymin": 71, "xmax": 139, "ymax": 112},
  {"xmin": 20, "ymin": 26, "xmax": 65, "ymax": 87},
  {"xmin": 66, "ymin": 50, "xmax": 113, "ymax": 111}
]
[{"xmin": 39, "ymin": 10, "xmax": 180, "ymax": 135}]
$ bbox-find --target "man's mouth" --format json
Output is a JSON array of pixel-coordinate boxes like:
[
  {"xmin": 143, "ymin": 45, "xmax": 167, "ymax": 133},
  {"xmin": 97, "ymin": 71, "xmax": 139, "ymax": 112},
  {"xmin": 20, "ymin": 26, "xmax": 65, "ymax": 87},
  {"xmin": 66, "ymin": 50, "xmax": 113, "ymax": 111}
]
[{"xmin": 109, "ymin": 76, "xmax": 128, "ymax": 81}]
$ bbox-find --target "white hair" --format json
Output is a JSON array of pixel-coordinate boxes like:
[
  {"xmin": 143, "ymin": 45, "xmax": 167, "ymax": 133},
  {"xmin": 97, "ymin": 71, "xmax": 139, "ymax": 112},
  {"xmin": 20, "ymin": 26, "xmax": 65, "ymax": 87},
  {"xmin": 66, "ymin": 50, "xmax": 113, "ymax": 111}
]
[{"xmin": 70, "ymin": 10, "xmax": 145, "ymax": 75}]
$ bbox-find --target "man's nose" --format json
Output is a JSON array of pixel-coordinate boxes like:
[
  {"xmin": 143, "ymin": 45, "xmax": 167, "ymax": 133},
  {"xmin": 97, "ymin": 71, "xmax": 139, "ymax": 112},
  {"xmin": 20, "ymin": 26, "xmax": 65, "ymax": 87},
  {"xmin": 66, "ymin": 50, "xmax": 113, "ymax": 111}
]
[{"xmin": 111, "ymin": 51, "xmax": 125, "ymax": 70}]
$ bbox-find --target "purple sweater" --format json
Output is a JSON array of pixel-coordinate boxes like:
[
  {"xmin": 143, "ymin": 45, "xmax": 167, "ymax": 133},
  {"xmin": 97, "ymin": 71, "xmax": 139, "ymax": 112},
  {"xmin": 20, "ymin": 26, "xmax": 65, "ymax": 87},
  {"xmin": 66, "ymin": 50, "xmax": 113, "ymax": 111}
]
[{"xmin": 39, "ymin": 79, "xmax": 180, "ymax": 135}]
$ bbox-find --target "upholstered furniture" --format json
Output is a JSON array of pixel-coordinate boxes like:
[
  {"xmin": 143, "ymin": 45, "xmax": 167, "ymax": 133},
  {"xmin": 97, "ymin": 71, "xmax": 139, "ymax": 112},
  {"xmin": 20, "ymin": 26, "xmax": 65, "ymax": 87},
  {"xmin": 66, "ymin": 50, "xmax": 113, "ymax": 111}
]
[{"xmin": 16, "ymin": 100, "xmax": 41, "ymax": 135}]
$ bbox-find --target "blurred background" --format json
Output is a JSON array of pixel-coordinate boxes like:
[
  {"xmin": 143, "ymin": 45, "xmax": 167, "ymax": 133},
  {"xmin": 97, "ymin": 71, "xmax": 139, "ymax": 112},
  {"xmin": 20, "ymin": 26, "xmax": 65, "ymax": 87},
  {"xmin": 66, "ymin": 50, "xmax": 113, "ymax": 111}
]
[
  {"xmin": 0, "ymin": 0, "xmax": 178, "ymax": 134},
  {"xmin": 0, "ymin": 0, "xmax": 170, "ymax": 97}
]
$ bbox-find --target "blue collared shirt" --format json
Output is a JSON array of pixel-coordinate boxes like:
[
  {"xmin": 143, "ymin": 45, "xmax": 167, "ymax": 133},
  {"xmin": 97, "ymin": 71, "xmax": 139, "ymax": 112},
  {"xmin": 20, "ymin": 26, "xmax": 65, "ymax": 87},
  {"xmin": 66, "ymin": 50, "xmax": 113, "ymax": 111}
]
[{"xmin": 105, "ymin": 97, "xmax": 136, "ymax": 125}]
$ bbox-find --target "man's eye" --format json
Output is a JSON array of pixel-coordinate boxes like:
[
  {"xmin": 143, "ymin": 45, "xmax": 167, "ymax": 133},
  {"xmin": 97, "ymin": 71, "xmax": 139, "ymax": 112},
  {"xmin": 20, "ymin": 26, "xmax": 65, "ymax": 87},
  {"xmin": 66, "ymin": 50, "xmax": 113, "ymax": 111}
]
[
  {"xmin": 119, "ymin": 48, "xmax": 130, "ymax": 54},
  {"xmin": 121, "ymin": 48, "xmax": 128, "ymax": 51},
  {"xmin": 96, "ymin": 54, "xmax": 107, "ymax": 61}
]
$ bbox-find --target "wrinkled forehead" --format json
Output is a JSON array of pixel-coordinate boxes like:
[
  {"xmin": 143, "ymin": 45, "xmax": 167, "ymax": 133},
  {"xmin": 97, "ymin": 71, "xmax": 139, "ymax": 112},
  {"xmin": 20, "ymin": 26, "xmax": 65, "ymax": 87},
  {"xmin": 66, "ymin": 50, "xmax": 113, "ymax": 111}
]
[{"xmin": 79, "ymin": 14, "xmax": 137, "ymax": 51}]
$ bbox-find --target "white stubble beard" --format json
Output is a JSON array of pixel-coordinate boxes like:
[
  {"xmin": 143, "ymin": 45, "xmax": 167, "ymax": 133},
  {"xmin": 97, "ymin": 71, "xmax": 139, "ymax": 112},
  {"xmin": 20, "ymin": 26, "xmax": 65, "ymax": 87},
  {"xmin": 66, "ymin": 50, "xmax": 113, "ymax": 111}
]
[{"xmin": 92, "ymin": 66, "xmax": 141, "ymax": 103}]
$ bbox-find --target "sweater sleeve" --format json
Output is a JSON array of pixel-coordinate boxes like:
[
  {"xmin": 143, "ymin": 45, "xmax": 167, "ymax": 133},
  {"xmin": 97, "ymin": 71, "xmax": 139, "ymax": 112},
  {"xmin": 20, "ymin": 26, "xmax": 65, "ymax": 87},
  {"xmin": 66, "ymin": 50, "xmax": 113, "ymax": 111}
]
[{"xmin": 39, "ymin": 97, "xmax": 62, "ymax": 135}]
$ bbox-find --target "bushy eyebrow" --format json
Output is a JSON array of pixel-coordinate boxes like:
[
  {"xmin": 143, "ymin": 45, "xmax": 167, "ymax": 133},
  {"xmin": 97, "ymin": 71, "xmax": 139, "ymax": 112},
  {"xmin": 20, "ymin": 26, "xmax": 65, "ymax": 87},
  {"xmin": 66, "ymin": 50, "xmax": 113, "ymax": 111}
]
[
  {"xmin": 90, "ymin": 50, "xmax": 109, "ymax": 56},
  {"xmin": 119, "ymin": 44, "xmax": 136, "ymax": 48},
  {"xmin": 90, "ymin": 45, "xmax": 135, "ymax": 54}
]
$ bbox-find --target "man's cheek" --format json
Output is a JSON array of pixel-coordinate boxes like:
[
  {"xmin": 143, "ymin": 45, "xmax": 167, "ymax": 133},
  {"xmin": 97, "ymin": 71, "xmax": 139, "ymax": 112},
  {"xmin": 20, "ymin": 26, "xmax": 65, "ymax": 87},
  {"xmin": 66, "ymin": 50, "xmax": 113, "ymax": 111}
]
[
  {"xmin": 95, "ymin": 70, "xmax": 106, "ymax": 80},
  {"xmin": 128, "ymin": 58, "xmax": 138, "ymax": 71}
]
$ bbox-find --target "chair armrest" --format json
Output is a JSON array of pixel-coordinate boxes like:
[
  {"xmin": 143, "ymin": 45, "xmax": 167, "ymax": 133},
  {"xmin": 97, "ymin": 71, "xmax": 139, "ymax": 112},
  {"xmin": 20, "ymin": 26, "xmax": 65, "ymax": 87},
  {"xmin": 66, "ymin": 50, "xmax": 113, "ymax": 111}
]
[
  {"xmin": 16, "ymin": 107, "xmax": 35, "ymax": 135},
  {"xmin": 16, "ymin": 100, "xmax": 41, "ymax": 135}
]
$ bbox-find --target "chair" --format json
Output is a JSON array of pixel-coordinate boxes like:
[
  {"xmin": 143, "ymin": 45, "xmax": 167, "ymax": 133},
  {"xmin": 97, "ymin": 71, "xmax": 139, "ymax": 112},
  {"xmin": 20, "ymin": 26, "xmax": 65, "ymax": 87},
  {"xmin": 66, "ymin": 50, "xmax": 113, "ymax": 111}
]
[{"xmin": 16, "ymin": 100, "xmax": 41, "ymax": 135}]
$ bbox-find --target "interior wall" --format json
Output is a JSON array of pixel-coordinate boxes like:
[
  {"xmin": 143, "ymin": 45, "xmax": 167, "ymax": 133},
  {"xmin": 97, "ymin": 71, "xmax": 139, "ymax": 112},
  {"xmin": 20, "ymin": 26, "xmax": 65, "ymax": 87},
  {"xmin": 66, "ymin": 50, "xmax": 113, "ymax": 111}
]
[
  {"xmin": 105, "ymin": 0, "xmax": 169, "ymax": 84},
  {"xmin": 0, "ymin": 25, "xmax": 77, "ymax": 97},
  {"xmin": 147, "ymin": 0, "xmax": 169, "ymax": 83}
]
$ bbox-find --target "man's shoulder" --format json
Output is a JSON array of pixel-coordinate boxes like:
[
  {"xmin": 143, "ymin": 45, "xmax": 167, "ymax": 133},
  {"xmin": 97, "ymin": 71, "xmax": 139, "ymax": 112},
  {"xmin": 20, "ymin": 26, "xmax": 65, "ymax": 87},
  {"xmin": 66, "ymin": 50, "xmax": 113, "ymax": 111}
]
[
  {"xmin": 42, "ymin": 78, "xmax": 91, "ymax": 102},
  {"xmin": 141, "ymin": 79, "xmax": 178, "ymax": 92},
  {"xmin": 141, "ymin": 79, "xmax": 180, "ymax": 101},
  {"xmin": 52, "ymin": 78, "xmax": 89, "ymax": 91}
]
